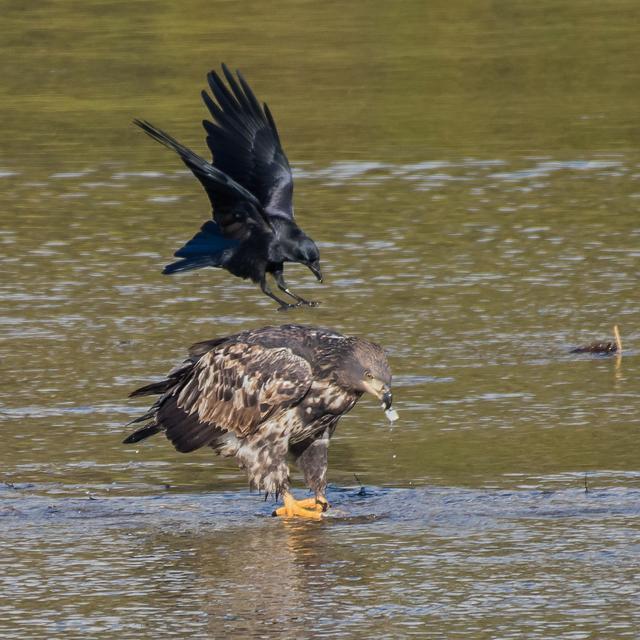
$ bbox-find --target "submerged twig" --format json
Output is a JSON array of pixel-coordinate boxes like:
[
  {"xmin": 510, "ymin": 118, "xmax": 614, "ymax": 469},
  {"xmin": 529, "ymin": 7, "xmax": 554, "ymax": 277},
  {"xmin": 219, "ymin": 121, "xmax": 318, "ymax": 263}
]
[
  {"xmin": 354, "ymin": 473, "xmax": 366, "ymax": 496},
  {"xmin": 584, "ymin": 472, "xmax": 589, "ymax": 494}
]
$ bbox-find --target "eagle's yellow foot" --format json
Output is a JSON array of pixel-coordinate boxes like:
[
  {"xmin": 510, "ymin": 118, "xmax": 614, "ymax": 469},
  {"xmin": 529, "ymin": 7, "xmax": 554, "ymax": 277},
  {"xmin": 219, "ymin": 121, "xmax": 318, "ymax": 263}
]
[
  {"xmin": 272, "ymin": 493, "xmax": 323, "ymax": 520},
  {"xmin": 295, "ymin": 496, "xmax": 330, "ymax": 512}
]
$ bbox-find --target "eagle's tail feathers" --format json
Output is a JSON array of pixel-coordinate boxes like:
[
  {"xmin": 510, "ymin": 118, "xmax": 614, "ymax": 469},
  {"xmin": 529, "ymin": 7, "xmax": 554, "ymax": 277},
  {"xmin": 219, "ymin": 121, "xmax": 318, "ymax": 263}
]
[
  {"xmin": 129, "ymin": 380, "xmax": 173, "ymax": 398},
  {"xmin": 122, "ymin": 423, "xmax": 161, "ymax": 444}
]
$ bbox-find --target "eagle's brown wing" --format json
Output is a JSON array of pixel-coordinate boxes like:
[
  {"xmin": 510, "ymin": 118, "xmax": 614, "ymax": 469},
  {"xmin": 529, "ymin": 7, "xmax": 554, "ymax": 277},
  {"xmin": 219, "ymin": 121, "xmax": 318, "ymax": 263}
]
[{"xmin": 158, "ymin": 342, "xmax": 312, "ymax": 452}]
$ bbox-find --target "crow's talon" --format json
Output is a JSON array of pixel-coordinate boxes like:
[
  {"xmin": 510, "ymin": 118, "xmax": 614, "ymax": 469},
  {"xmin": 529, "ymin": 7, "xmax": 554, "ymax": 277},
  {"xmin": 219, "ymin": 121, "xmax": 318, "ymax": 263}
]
[{"xmin": 277, "ymin": 304, "xmax": 297, "ymax": 312}]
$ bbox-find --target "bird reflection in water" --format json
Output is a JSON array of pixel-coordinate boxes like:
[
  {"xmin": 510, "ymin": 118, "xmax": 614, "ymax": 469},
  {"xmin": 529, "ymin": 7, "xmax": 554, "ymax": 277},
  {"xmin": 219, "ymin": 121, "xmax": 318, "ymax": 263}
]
[{"xmin": 150, "ymin": 518, "xmax": 336, "ymax": 636}]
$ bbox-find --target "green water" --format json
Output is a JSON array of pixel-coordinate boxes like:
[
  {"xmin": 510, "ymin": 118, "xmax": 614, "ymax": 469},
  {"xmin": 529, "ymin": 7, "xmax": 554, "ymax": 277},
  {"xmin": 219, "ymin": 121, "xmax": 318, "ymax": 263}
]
[{"xmin": 1, "ymin": 1, "xmax": 639, "ymax": 638}]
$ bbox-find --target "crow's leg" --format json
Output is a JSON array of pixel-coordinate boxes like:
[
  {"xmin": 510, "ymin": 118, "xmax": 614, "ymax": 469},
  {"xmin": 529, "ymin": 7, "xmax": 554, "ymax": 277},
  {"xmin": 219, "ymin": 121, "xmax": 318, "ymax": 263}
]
[
  {"xmin": 260, "ymin": 277, "xmax": 297, "ymax": 311},
  {"xmin": 273, "ymin": 270, "xmax": 320, "ymax": 307}
]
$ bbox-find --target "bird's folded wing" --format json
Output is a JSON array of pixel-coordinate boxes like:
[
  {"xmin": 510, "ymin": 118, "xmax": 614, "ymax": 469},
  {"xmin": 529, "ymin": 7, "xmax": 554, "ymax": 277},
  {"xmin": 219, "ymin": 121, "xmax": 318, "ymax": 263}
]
[
  {"xmin": 170, "ymin": 343, "xmax": 312, "ymax": 439},
  {"xmin": 202, "ymin": 64, "xmax": 295, "ymax": 222}
]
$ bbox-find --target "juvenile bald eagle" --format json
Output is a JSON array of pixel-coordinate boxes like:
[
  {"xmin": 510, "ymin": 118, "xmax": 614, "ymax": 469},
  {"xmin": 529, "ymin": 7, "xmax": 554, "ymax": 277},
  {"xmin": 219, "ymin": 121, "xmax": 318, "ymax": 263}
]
[
  {"xmin": 133, "ymin": 64, "xmax": 322, "ymax": 310},
  {"xmin": 123, "ymin": 324, "xmax": 396, "ymax": 519}
]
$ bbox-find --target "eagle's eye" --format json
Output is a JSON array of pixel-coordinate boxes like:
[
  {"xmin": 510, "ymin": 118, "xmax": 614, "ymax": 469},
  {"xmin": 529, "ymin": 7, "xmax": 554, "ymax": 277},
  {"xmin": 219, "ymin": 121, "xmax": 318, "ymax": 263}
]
[{"xmin": 365, "ymin": 371, "xmax": 373, "ymax": 379}]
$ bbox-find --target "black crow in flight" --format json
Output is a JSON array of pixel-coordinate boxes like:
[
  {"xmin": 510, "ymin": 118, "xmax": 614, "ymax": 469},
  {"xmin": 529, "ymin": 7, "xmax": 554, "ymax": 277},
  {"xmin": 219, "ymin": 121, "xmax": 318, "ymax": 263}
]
[{"xmin": 134, "ymin": 65, "xmax": 322, "ymax": 310}]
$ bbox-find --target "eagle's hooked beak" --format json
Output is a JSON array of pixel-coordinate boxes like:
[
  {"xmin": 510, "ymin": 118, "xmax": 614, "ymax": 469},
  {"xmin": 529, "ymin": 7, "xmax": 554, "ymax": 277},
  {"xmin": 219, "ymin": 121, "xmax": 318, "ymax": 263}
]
[
  {"xmin": 362, "ymin": 380, "xmax": 398, "ymax": 422},
  {"xmin": 381, "ymin": 388, "xmax": 393, "ymax": 411},
  {"xmin": 306, "ymin": 260, "xmax": 323, "ymax": 283},
  {"xmin": 381, "ymin": 387, "xmax": 398, "ymax": 422}
]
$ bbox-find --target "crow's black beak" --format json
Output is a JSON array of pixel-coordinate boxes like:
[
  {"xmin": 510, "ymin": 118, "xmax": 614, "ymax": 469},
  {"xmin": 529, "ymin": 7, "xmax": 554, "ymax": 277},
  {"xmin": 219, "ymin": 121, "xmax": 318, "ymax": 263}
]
[{"xmin": 307, "ymin": 260, "xmax": 323, "ymax": 283}]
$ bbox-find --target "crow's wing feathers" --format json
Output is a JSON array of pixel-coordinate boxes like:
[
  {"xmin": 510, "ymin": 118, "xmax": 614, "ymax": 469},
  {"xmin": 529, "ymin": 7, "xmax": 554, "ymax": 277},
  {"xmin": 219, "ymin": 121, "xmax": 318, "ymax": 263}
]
[
  {"xmin": 133, "ymin": 119, "xmax": 271, "ymax": 240},
  {"xmin": 133, "ymin": 119, "xmax": 259, "ymax": 206},
  {"xmin": 202, "ymin": 65, "xmax": 295, "ymax": 221}
]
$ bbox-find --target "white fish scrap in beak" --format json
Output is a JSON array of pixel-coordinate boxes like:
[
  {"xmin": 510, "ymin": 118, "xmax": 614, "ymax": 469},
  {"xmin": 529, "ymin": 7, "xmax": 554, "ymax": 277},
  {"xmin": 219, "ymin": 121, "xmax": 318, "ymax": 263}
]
[{"xmin": 383, "ymin": 406, "xmax": 399, "ymax": 422}]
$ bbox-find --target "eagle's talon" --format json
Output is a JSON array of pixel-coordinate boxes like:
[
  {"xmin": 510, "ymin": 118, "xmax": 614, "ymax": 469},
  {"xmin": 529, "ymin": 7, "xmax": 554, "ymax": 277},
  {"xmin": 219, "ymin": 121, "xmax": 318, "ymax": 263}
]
[
  {"xmin": 273, "ymin": 493, "xmax": 323, "ymax": 520},
  {"xmin": 292, "ymin": 496, "xmax": 329, "ymax": 512}
]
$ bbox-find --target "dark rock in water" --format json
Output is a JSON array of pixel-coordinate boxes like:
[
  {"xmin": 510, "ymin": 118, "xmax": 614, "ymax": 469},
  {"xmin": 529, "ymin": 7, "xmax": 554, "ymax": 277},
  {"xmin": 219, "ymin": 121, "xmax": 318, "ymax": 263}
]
[{"xmin": 570, "ymin": 341, "xmax": 618, "ymax": 355}]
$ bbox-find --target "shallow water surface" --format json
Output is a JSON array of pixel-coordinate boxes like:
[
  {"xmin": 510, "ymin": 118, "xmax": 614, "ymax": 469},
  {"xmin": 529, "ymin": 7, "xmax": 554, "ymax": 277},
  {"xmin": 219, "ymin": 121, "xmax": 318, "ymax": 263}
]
[
  {"xmin": 2, "ymin": 480, "xmax": 640, "ymax": 638},
  {"xmin": 1, "ymin": 1, "xmax": 640, "ymax": 638}
]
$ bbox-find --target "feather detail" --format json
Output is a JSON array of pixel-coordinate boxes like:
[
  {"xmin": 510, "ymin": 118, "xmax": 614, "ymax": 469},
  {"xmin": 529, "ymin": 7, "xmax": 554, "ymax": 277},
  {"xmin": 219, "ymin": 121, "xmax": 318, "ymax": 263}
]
[
  {"xmin": 201, "ymin": 66, "xmax": 295, "ymax": 220},
  {"xmin": 123, "ymin": 324, "xmax": 392, "ymax": 499},
  {"xmin": 176, "ymin": 344, "xmax": 312, "ymax": 438}
]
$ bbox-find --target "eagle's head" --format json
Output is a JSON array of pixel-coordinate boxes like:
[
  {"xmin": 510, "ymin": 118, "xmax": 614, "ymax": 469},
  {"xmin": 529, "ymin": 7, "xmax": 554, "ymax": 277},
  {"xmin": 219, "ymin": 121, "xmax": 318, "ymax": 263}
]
[{"xmin": 339, "ymin": 338, "xmax": 396, "ymax": 421}]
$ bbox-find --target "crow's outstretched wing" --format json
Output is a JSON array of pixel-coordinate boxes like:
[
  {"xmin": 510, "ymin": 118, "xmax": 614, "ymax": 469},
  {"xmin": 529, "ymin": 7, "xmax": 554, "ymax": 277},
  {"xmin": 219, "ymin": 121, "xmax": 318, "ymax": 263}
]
[
  {"xmin": 202, "ymin": 64, "xmax": 295, "ymax": 221},
  {"xmin": 133, "ymin": 119, "xmax": 271, "ymax": 241}
]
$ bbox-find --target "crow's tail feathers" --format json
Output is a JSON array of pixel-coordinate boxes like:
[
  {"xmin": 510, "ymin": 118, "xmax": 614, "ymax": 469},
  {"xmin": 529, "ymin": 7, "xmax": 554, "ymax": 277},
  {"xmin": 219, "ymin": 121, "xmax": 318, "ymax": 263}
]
[
  {"xmin": 173, "ymin": 220, "xmax": 239, "ymax": 259},
  {"xmin": 133, "ymin": 119, "xmax": 261, "ymax": 207},
  {"xmin": 162, "ymin": 220, "xmax": 240, "ymax": 275},
  {"xmin": 163, "ymin": 256, "xmax": 221, "ymax": 274}
]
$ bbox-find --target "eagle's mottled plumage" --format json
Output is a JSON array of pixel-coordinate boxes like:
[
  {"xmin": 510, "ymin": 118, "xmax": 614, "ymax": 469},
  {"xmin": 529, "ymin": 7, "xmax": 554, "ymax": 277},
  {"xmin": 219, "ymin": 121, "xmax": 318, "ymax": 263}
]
[{"xmin": 124, "ymin": 324, "xmax": 394, "ymax": 516}]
